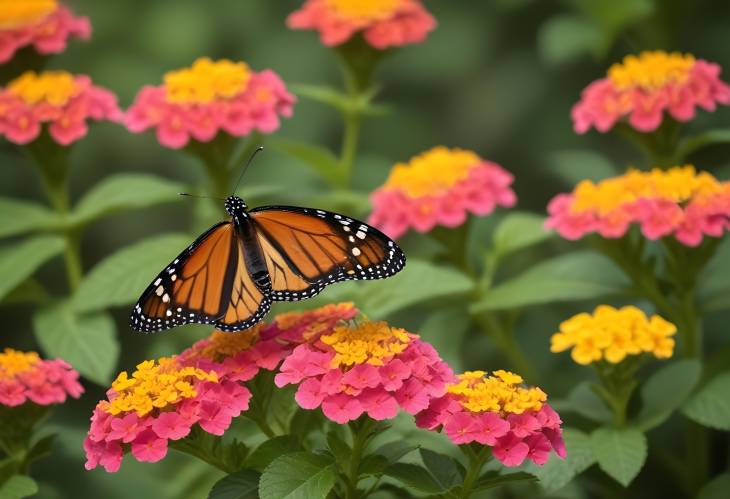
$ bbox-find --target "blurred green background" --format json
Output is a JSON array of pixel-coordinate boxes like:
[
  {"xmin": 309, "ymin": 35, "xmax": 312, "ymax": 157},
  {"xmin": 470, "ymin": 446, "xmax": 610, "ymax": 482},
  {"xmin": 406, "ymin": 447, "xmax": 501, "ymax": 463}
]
[{"xmin": 2, "ymin": 0, "xmax": 730, "ymax": 497}]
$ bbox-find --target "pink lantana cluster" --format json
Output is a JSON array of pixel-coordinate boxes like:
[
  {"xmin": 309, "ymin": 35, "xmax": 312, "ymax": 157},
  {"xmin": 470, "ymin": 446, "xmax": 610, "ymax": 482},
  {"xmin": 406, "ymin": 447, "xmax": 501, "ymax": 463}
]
[
  {"xmin": 125, "ymin": 57, "xmax": 295, "ymax": 149},
  {"xmin": 572, "ymin": 51, "xmax": 730, "ymax": 133},
  {"xmin": 0, "ymin": 3, "xmax": 90, "ymax": 63},
  {"xmin": 416, "ymin": 371, "xmax": 565, "ymax": 467},
  {"xmin": 84, "ymin": 327, "xmax": 285, "ymax": 472},
  {"xmin": 0, "ymin": 70, "xmax": 122, "ymax": 145},
  {"xmin": 287, "ymin": 0, "xmax": 436, "ymax": 49},
  {"xmin": 546, "ymin": 166, "xmax": 730, "ymax": 246},
  {"xmin": 275, "ymin": 320, "xmax": 453, "ymax": 424},
  {"xmin": 0, "ymin": 348, "xmax": 83, "ymax": 407},
  {"xmin": 369, "ymin": 147, "xmax": 516, "ymax": 239}
]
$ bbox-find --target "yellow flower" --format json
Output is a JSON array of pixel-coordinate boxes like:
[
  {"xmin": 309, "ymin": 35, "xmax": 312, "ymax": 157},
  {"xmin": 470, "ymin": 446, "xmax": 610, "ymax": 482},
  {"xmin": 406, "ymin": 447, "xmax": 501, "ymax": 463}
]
[
  {"xmin": 446, "ymin": 371, "xmax": 546, "ymax": 415},
  {"xmin": 608, "ymin": 51, "xmax": 695, "ymax": 91},
  {"xmin": 0, "ymin": 0, "xmax": 56, "ymax": 29},
  {"xmin": 321, "ymin": 321, "xmax": 414, "ymax": 367},
  {"xmin": 0, "ymin": 348, "xmax": 40, "ymax": 380},
  {"xmin": 164, "ymin": 57, "xmax": 251, "ymax": 104},
  {"xmin": 326, "ymin": 0, "xmax": 401, "ymax": 22},
  {"xmin": 7, "ymin": 70, "xmax": 79, "ymax": 106},
  {"xmin": 551, "ymin": 305, "xmax": 677, "ymax": 365}
]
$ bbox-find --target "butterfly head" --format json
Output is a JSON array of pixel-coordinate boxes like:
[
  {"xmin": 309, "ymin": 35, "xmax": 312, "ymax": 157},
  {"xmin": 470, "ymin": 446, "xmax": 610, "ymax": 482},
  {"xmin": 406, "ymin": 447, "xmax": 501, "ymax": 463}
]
[{"xmin": 224, "ymin": 195, "xmax": 248, "ymax": 216}]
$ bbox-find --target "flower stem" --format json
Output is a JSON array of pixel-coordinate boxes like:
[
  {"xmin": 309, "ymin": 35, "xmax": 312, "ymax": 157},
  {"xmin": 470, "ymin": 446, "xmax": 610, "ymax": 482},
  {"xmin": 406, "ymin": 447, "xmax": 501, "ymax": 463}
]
[
  {"xmin": 345, "ymin": 418, "xmax": 376, "ymax": 499},
  {"xmin": 459, "ymin": 445, "xmax": 491, "ymax": 498}
]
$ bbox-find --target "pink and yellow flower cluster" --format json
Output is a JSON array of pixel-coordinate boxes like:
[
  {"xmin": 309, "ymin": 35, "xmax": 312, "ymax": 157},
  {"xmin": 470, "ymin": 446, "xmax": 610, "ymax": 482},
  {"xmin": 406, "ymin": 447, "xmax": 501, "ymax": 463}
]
[
  {"xmin": 0, "ymin": 0, "xmax": 90, "ymax": 63},
  {"xmin": 369, "ymin": 147, "xmax": 517, "ymax": 239},
  {"xmin": 572, "ymin": 51, "xmax": 730, "ymax": 133},
  {"xmin": 416, "ymin": 370, "xmax": 565, "ymax": 467},
  {"xmin": 0, "ymin": 70, "xmax": 122, "ymax": 145},
  {"xmin": 287, "ymin": 0, "xmax": 436, "ymax": 49},
  {"xmin": 546, "ymin": 165, "xmax": 730, "ymax": 246},
  {"xmin": 125, "ymin": 57, "xmax": 295, "ymax": 149},
  {"xmin": 84, "ymin": 327, "xmax": 286, "ymax": 472},
  {"xmin": 551, "ymin": 305, "xmax": 676, "ymax": 365},
  {"xmin": 0, "ymin": 348, "xmax": 83, "ymax": 407},
  {"xmin": 275, "ymin": 319, "xmax": 453, "ymax": 423}
]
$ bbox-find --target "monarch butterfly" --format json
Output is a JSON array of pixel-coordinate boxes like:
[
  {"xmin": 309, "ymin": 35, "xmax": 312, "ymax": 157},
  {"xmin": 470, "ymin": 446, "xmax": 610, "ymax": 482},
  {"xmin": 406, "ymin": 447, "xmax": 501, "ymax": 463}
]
[{"xmin": 130, "ymin": 188, "xmax": 406, "ymax": 333}]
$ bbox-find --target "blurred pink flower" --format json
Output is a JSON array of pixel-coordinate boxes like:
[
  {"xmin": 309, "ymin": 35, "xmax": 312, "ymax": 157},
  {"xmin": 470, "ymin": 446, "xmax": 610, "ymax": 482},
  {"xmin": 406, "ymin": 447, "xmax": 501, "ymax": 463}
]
[
  {"xmin": 0, "ymin": 1, "xmax": 90, "ymax": 63},
  {"xmin": 125, "ymin": 57, "xmax": 295, "ymax": 149},
  {"xmin": 572, "ymin": 51, "xmax": 730, "ymax": 134},
  {"xmin": 287, "ymin": 0, "xmax": 436, "ymax": 49},
  {"xmin": 0, "ymin": 348, "xmax": 83, "ymax": 407},
  {"xmin": 368, "ymin": 147, "xmax": 516, "ymax": 239}
]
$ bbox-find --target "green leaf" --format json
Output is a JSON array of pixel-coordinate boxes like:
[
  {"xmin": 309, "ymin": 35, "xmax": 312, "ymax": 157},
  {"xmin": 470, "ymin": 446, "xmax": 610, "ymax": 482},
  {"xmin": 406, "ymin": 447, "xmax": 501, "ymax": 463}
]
[
  {"xmin": 32, "ymin": 302, "xmax": 119, "ymax": 385},
  {"xmin": 492, "ymin": 212, "xmax": 552, "ymax": 259},
  {"xmin": 266, "ymin": 138, "xmax": 344, "ymax": 188},
  {"xmin": 635, "ymin": 360, "xmax": 701, "ymax": 430},
  {"xmin": 555, "ymin": 382, "xmax": 611, "ymax": 423},
  {"xmin": 698, "ymin": 472, "xmax": 730, "ymax": 499},
  {"xmin": 472, "ymin": 251, "xmax": 627, "ymax": 312},
  {"xmin": 1, "ymin": 279, "xmax": 48, "ymax": 305},
  {"xmin": 208, "ymin": 469, "xmax": 261, "ymax": 499},
  {"xmin": 419, "ymin": 449, "xmax": 460, "ymax": 490},
  {"xmin": 326, "ymin": 431, "xmax": 351, "ymax": 468},
  {"xmin": 245, "ymin": 436, "xmax": 303, "ymax": 473},
  {"xmin": 171, "ymin": 427, "xmax": 249, "ymax": 473},
  {"xmin": 677, "ymin": 128, "xmax": 730, "ymax": 160},
  {"xmin": 25, "ymin": 433, "xmax": 57, "ymax": 465},
  {"xmin": 547, "ymin": 150, "xmax": 619, "ymax": 186},
  {"xmin": 590, "ymin": 427, "xmax": 647, "ymax": 487},
  {"xmin": 373, "ymin": 441, "xmax": 418, "ymax": 465},
  {"xmin": 0, "ymin": 236, "xmax": 65, "ymax": 301},
  {"xmin": 529, "ymin": 428, "xmax": 595, "ymax": 492},
  {"xmin": 289, "ymin": 84, "xmax": 350, "ymax": 112},
  {"xmin": 698, "ymin": 238, "xmax": 730, "ymax": 311},
  {"xmin": 472, "ymin": 471, "xmax": 536, "ymax": 493},
  {"xmin": 259, "ymin": 452, "xmax": 336, "ymax": 499},
  {"xmin": 73, "ymin": 233, "xmax": 190, "ymax": 312},
  {"xmin": 0, "ymin": 197, "xmax": 59, "ymax": 238},
  {"xmin": 537, "ymin": 15, "xmax": 603, "ymax": 65},
  {"xmin": 69, "ymin": 174, "xmax": 184, "ymax": 226},
  {"xmin": 682, "ymin": 371, "xmax": 730, "ymax": 430},
  {"xmin": 384, "ymin": 463, "xmax": 442, "ymax": 493},
  {"xmin": 0, "ymin": 475, "xmax": 38, "ymax": 499}
]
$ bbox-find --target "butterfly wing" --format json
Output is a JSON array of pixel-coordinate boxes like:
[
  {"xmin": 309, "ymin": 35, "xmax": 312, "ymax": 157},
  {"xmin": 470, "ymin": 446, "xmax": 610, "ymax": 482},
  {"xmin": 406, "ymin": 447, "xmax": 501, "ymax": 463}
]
[
  {"xmin": 130, "ymin": 222, "xmax": 269, "ymax": 333},
  {"xmin": 250, "ymin": 206, "xmax": 406, "ymax": 301}
]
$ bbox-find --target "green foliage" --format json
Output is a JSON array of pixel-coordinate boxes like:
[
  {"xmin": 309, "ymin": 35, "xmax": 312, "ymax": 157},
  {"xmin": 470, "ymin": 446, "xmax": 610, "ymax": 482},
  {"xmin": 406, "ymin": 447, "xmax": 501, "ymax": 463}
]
[
  {"xmin": 547, "ymin": 150, "xmax": 619, "ymax": 186},
  {"xmin": 245, "ymin": 436, "xmax": 302, "ymax": 472},
  {"xmin": 590, "ymin": 427, "xmax": 647, "ymax": 487},
  {"xmin": 492, "ymin": 211, "xmax": 552, "ymax": 259},
  {"xmin": 0, "ymin": 198, "xmax": 59, "ymax": 238},
  {"xmin": 259, "ymin": 452, "xmax": 337, "ymax": 499},
  {"xmin": 470, "ymin": 472, "xmax": 535, "ymax": 493},
  {"xmin": 682, "ymin": 371, "xmax": 730, "ymax": 430},
  {"xmin": 529, "ymin": 428, "xmax": 595, "ymax": 492},
  {"xmin": 170, "ymin": 427, "xmax": 249, "ymax": 474},
  {"xmin": 384, "ymin": 462, "xmax": 443, "ymax": 494},
  {"xmin": 635, "ymin": 360, "xmax": 701, "ymax": 430},
  {"xmin": 419, "ymin": 448, "xmax": 462, "ymax": 491},
  {"xmin": 266, "ymin": 137, "xmax": 344, "ymax": 188},
  {"xmin": 0, "ymin": 475, "xmax": 38, "ymax": 499},
  {"xmin": 697, "ymin": 473, "xmax": 730, "ymax": 499},
  {"xmin": 208, "ymin": 469, "xmax": 261, "ymax": 499},
  {"xmin": 0, "ymin": 236, "xmax": 64, "ymax": 301}
]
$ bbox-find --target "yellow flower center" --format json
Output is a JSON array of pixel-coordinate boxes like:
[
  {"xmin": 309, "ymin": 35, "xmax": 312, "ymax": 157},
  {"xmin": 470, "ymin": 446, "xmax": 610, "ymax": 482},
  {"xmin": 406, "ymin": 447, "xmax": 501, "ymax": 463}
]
[
  {"xmin": 550, "ymin": 305, "xmax": 677, "ymax": 365},
  {"xmin": 326, "ymin": 0, "xmax": 401, "ymax": 21},
  {"xmin": 7, "ymin": 70, "xmax": 78, "ymax": 106},
  {"xmin": 103, "ymin": 357, "xmax": 218, "ymax": 417},
  {"xmin": 447, "ymin": 370, "xmax": 546, "ymax": 415},
  {"xmin": 0, "ymin": 348, "xmax": 40, "ymax": 380},
  {"xmin": 321, "ymin": 321, "xmax": 412, "ymax": 367},
  {"xmin": 384, "ymin": 146, "xmax": 482, "ymax": 198},
  {"xmin": 570, "ymin": 165, "xmax": 724, "ymax": 215},
  {"xmin": 164, "ymin": 57, "xmax": 251, "ymax": 104},
  {"xmin": 189, "ymin": 327, "xmax": 261, "ymax": 362},
  {"xmin": 0, "ymin": 0, "xmax": 56, "ymax": 30},
  {"xmin": 608, "ymin": 51, "xmax": 695, "ymax": 91}
]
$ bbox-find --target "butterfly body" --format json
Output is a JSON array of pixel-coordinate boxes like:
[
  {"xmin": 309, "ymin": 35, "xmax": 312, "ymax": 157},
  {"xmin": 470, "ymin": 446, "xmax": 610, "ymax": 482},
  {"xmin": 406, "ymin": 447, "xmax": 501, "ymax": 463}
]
[{"xmin": 130, "ymin": 195, "xmax": 405, "ymax": 333}]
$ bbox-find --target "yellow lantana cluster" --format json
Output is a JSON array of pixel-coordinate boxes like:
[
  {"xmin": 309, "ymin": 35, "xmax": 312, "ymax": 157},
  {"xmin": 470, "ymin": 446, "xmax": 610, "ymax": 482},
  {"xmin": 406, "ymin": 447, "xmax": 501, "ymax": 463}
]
[
  {"xmin": 187, "ymin": 326, "xmax": 261, "ymax": 362},
  {"xmin": 102, "ymin": 357, "xmax": 218, "ymax": 417},
  {"xmin": 0, "ymin": 348, "xmax": 40, "ymax": 379},
  {"xmin": 8, "ymin": 70, "xmax": 78, "ymax": 106},
  {"xmin": 384, "ymin": 146, "xmax": 482, "ymax": 198},
  {"xmin": 321, "ymin": 321, "xmax": 412, "ymax": 367},
  {"xmin": 551, "ymin": 305, "xmax": 676, "ymax": 365},
  {"xmin": 164, "ymin": 57, "xmax": 251, "ymax": 104},
  {"xmin": 0, "ymin": 0, "xmax": 56, "ymax": 29},
  {"xmin": 446, "ymin": 370, "xmax": 546, "ymax": 415},
  {"xmin": 327, "ymin": 0, "xmax": 401, "ymax": 22},
  {"xmin": 608, "ymin": 51, "xmax": 695, "ymax": 91}
]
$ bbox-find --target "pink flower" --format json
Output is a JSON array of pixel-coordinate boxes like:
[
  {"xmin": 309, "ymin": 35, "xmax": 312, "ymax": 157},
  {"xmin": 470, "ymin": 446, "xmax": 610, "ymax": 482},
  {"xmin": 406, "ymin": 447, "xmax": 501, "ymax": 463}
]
[
  {"xmin": 493, "ymin": 433, "xmax": 530, "ymax": 467},
  {"xmin": 572, "ymin": 51, "xmax": 730, "ymax": 134},
  {"xmin": 321, "ymin": 394, "xmax": 364, "ymax": 424},
  {"xmin": 131, "ymin": 429, "xmax": 168, "ymax": 463},
  {"xmin": 152, "ymin": 412, "xmax": 191, "ymax": 440},
  {"xmin": 444, "ymin": 412, "xmax": 482, "ymax": 445},
  {"xmin": 369, "ymin": 147, "xmax": 516, "ymax": 240},
  {"xmin": 474, "ymin": 412, "xmax": 510, "ymax": 445},
  {"xmin": 287, "ymin": 0, "xmax": 436, "ymax": 49},
  {"xmin": 107, "ymin": 413, "xmax": 147, "ymax": 443}
]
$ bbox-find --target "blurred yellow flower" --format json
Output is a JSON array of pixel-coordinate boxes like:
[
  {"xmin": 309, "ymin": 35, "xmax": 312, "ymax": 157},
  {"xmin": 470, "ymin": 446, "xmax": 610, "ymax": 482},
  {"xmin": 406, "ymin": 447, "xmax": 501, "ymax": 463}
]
[
  {"xmin": 7, "ymin": 70, "xmax": 78, "ymax": 106},
  {"xmin": 0, "ymin": 0, "xmax": 56, "ymax": 29},
  {"xmin": 608, "ymin": 51, "xmax": 695, "ymax": 91},
  {"xmin": 0, "ymin": 348, "xmax": 40, "ymax": 378},
  {"xmin": 164, "ymin": 57, "xmax": 251, "ymax": 104},
  {"xmin": 446, "ymin": 370, "xmax": 545, "ymax": 415}
]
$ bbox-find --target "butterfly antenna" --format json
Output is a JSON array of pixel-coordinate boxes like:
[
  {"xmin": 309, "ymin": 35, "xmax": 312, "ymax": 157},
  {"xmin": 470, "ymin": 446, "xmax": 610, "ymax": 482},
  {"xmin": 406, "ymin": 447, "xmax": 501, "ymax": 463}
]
[{"xmin": 233, "ymin": 145, "xmax": 264, "ymax": 195}]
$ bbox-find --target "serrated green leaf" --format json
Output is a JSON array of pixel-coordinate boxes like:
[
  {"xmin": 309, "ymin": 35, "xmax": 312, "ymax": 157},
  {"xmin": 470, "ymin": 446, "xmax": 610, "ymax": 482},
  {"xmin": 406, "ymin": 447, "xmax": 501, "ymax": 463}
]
[
  {"xmin": 492, "ymin": 212, "xmax": 552, "ymax": 258},
  {"xmin": 0, "ymin": 475, "xmax": 38, "ymax": 499},
  {"xmin": 384, "ymin": 463, "xmax": 442, "ymax": 493},
  {"xmin": 170, "ymin": 427, "xmax": 249, "ymax": 473},
  {"xmin": 0, "ymin": 197, "xmax": 59, "ymax": 238},
  {"xmin": 530, "ymin": 428, "xmax": 595, "ymax": 492},
  {"xmin": 245, "ymin": 436, "xmax": 302, "ymax": 473},
  {"xmin": 266, "ymin": 138, "xmax": 344, "ymax": 188},
  {"xmin": 70, "ymin": 174, "xmax": 183, "ymax": 226},
  {"xmin": 472, "ymin": 251, "xmax": 627, "ymax": 312},
  {"xmin": 0, "ymin": 236, "xmax": 64, "ymax": 301},
  {"xmin": 635, "ymin": 360, "xmax": 701, "ymax": 430},
  {"xmin": 33, "ymin": 302, "xmax": 118, "ymax": 385},
  {"xmin": 73, "ymin": 233, "xmax": 190, "ymax": 312},
  {"xmin": 208, "ymin": 469, "xmax": 260, "ymax": 499},
  {"xmin": 419, "ymin": 449, "xmax": 460, "ymax": 490},
  {"xmin": 590, "ymin": 427, "xmax": 647, "ymax": 487},
  {"xmin": 472, "ymin": 471, "xmax": 536, "ymax": 493},
  {"xmin": 682, "ymin": 371, "xmax": 730, "ymax": 430},
  {"xmin": 259, "ymin": 452, "xmax": 336, "ymax": 499}
]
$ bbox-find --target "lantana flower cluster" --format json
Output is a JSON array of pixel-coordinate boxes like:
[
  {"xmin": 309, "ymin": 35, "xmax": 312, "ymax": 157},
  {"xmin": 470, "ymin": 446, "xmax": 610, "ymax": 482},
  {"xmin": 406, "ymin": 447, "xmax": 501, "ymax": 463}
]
[
  {"xmin": 0, "ymin": 348, "xmax": 83, "ymax": 407},
  {"xmin": 125, "ymin": 57, "xmax": 295, "ymax": 149},
  {"xmin": 275, "ymin": 319, "xmax": 453, "ymax": 424},
  {"xmin": 572, "ymin": 51, "xmax": 730, "ymax": 133},
  {"xmin": 0, "ymin": 0, "xmax": 90, "ymax": 63},
  {"xmin": 287, "ymin": 0, "xmax": 436, "ymax": 49},
  {"xmin": 550, "ymin": 305, "xmax": 676, "ymax": 365},
  {"xmin": 369, "ymin": 147, "xmax": 517, "ymax": 239},
  {"xmin": 546, "ymin": 165, "xmax": 730, "ymax": 246},
  {"xmin": 416, "ymin": 371, "xmax": 565, "ymax": 467},
  {"xmin": 84, "ymin": 327, "xmax": 286, "ymax": 472},
  {"xmin": 0, "ymin": 70, "xmax": 122, "ymax": 145}
]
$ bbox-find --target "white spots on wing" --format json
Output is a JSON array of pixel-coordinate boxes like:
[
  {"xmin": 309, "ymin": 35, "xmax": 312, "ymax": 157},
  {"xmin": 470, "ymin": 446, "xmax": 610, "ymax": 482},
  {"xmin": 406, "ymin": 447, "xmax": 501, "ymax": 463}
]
[
  {"xmin": 351, "ymin": 247, "xmax": 361, "ymax": 256},
  {"xmin": 166, "ymin": 309, "xmax": 172, "ymax": 317},
  {"xmin": 348, "ymin": 235, "xmax": 355, "ymax": 243},
  {"xmin": 153, "ymin": 278, "xmax": 162, "ymax": 286},
  {"xmin": 356, "ymin": 230, "xmax": 366, "ymax": 239},
  {"xmin": 347, "ymin": 270, "xmax": 355, "ymax": 275},
  {"xmin": 177, "ymin": 307, "xmax": 182, "ymax": 312},
  {"xmin": 171, "ymin": 274, "xmax": 177, "ymax": 282},
  {"xmin": 162, "ymin": 293, "xmax": 170, "ymax": 303},
  {"xmin": 343, "ymin": 226, "xmax": 351, "ymax": 232},
  {"xmin": 155, "ymin": 285, "xmax": 164, "ymax": 296}
]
